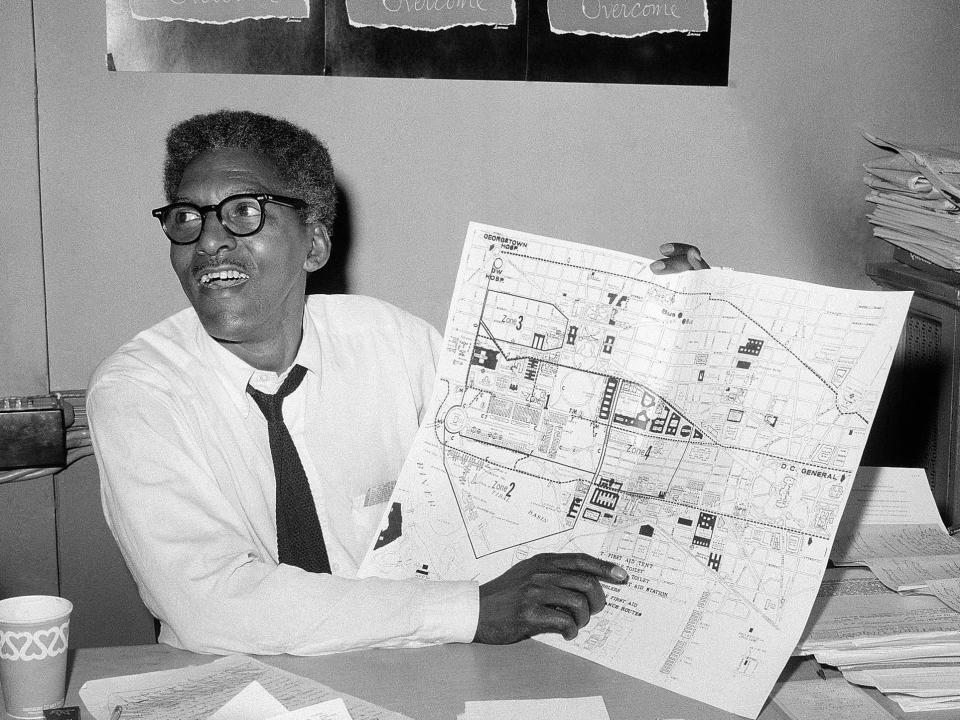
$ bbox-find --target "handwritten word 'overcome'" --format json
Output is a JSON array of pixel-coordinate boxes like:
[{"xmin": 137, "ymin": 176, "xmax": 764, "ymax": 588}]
[
  {"xmin": 383, "ymin": 0, "xmax": 487, "ymax": 11},
  {"xmin": 581, "ymin": 1, "xmax": 680, "ymax": 20}
]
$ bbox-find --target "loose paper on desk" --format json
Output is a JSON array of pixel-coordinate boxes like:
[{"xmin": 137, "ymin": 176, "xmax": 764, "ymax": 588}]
[
  {"xmin": 208, "ymin": 683, "xmax": 354, "ymax": 720},
  {"xmin": 458, "ymin": 695, "xmax": 609, "ymax": 720},
  {"xmin": 79, "ymin": 655, "xmax": 408, "ymax": 720},
  {"xmin": 267, "ymin": 697, "xmax": 354, "ymax": 720},
  {"xmin": 830, "ymin": 466, "xmax": 960, "ymax": 611},
  {"xmin": 208, "ymin": 680, "xmax": 287, "ymax": 720},
  {"xmin": 358, "ymin": 222, "xmax": 912, "ymax": 718},
  {"xmin": 844, "ymin": 665, "xmax": 960, "ymax": 712},
  {"xmin": 770, "ymin": 677, "xmax": 895, "ymax": 720}
]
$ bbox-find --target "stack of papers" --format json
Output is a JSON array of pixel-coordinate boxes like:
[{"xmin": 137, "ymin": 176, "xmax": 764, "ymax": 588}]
[
  {"xmin": 843, "ymin": 666, "xmax": 960, "ymax": 713},
  {"xmin": 830, "ymin": 467, "xmax": 960, "ymax": 611},
  {"xmin": 797, "ymin": 566, "xmax": 960, "ymax": 669},
  {"xmin": 796, "ymin": 467, "xmax": 960, "ymax": 712},
  {"xmin": 863, "ymin": 132, "xmax": 960, "ymax": 271}
]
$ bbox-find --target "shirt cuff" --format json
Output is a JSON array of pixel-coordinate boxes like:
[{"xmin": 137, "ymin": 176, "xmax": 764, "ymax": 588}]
[{"xmin": 418, "ymin": 579, "xmax": 479, "ymax": 644}]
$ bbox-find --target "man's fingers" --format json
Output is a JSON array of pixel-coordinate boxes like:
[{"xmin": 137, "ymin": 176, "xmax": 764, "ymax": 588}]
[
  {"xmin": 535, "ymin": 586, "xmax": 593, "ymax": 629},
  {"xmin": 530, "ymin": 604, "xmax": 582, "ymax": 640},
  {"xmin": 659, "ymin": 242, "xmax": 688, "ymax": 257},
  {"xmin": 530, "ymin": 552, "xmax": 628, "ymax": 583},
  {"xmin": 686, "ymin": 246, "xmax": 710, "ymax": 269},
  {"xmin": 547, "ymin": 572, "xmax": 607, "ymax": 614},
  {"xmin": 651, "ymin": 256, "xmax": 688, "ymax": 274},
  {"xmin": 651, "ymin": 243, "xmax": 709, "ymax": 274},
  {"xmin": 475, "ymin": 552, "xmax": 630, "ymax": 645}
]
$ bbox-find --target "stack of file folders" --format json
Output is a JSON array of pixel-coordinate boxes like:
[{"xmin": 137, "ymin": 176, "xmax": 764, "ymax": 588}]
[
  {"xmin": 863, "ymin": 132, "xmax": 960, "ymax": 273},
  {"xmin": 797, "ymin": 467, "xmax": 960, "ymax": 712}
]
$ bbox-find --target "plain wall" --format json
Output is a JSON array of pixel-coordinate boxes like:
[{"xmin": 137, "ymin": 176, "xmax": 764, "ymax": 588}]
[
  {"xmin": 3, "ymin": 1, "xmax": 960, "ymax": 646},
  {"xmin": 0, "ymin": 0, "xmax": 58, "ymax": 604}
]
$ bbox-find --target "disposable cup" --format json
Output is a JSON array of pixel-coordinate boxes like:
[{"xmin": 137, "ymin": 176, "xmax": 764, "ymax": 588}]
[{"xmin": 0, "ymin": 596, "xmax": 72, "ymax": 720}]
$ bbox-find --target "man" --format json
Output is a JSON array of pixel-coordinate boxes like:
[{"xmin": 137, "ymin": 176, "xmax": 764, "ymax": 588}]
[{"xmin": 88, "ymin": 109, "xmax": 709, "ymax": 655}]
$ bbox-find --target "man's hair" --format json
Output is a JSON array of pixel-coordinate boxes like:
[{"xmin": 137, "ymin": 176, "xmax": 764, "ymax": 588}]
[{"xmin": 163, "ymin": 109, "xmax": 336, "ymax": 229}]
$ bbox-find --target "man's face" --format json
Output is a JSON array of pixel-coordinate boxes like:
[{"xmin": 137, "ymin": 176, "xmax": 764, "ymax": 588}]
[{"xmin": 169, "ymin": 148, "xmax": 327, "ymax": 350}]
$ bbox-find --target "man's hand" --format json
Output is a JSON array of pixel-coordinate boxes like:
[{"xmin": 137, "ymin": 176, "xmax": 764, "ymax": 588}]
[
  {"xmin": 650, "ymin": 243, "xmax": 710, "ymax": 274},
  {"xmin": 473, "ymin": 552, "xmax": 629, "ymax": 645}
]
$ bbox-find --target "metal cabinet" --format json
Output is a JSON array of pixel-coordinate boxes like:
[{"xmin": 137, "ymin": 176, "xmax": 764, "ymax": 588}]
[{"xmin": 864, "ymin": 262, "xmax": 960, "ymax": 527}]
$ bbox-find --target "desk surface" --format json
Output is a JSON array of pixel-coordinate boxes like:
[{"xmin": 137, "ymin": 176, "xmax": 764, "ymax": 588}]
[{"xmin": 34, "ymin": 641, "xmax": 951, "ymax": 720}]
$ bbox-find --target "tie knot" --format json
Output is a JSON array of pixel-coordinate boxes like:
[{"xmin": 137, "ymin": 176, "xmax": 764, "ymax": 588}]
[{"xmin": 247, "ymin": 364, "xmax": 307, "ymax": 421}]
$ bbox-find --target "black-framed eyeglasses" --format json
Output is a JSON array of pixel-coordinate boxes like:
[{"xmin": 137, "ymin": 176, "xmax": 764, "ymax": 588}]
[{"xmin": 151, "ymin": 193, "xmax": 308, "ymax": 245}]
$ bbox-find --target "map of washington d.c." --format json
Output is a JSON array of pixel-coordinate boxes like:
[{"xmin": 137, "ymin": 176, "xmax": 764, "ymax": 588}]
[{"xmin": 358, "ymin": 222, "xmax": 911, "ymax": 717}]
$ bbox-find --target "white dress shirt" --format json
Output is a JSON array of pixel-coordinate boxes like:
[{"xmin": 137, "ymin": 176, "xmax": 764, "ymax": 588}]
[{"xmin": 88, "ymin": 294, "xmax": 479, "ymax": 655}]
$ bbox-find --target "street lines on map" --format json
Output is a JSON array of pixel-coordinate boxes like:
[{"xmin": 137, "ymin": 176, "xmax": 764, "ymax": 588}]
[
  {"xmin": 462, "ymin": 252, "xmax": 846, "ymax": 558},
  {"xmin": 627, "ymin": 512, "xmax": 790, "ymax": 632},
  {"xmin": 433, "ymin": 432, "xmax": 831, "ymax": 543},
  {"xmin": 500, "ymin": 250, "xmax": 871, "ymax": 422},
  {"xmin": 469, "ymin": 316, "xmax": 851, "ymax": 475},
  {"xmin": 433, "ymin": 254, "xmax": 848, "ymax": 567}
]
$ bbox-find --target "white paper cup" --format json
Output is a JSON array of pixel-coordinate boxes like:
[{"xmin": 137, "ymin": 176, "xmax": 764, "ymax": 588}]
[{"xmin": 0, "ymin": 596, "xmax": 72, "ymax": 719}]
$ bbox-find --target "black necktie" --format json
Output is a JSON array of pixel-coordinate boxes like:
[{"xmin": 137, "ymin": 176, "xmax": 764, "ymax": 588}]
[{"xmin": 247, "ymin": 364, "xmax": 331, "ymax": 574}]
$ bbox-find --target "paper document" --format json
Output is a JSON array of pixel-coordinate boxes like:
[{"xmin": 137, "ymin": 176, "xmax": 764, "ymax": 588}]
[
  {"xmin": 845, "ymin": 666, "xmax": 960, "ymax": 713},
  {"xmin": 268, "ymin": 698, "xmax": 354, "ymax": 720},
  {"xmin": 796, "ymin": 566, "xmax": 960, "ymax": 661},
  {"xmin": 459, "ymin": 696, "xmax": 609, "ymax": 720},
  {"xmin": 833, "ymin": 466, "xmax": 945, "ymax": 529},
  {"xmin": 846, "ymin": 665, "xmax": 960, "ymax": 695},
  {"xmin": 79, "ymin": 655, "xmax": 408, "ymax": 720},
  {"xmin": 770, "ymin": 678, "xmax": 895, "ymax": 720},
  {"xmin": 830, "ymin": 467, "xmax": 960, "ymax": 610},
  {"xmin": 208, "ymin": 681, "xmax": 287, "ymax": 719},
  {"xmin": 885, "ymin": 695, "xmax": 960, "ymax": 713},
  {"xmin": 359, "ymin": 222, "xmax": 911, "ymax": 718},
  {"xmin": 864, "ymin": 154, "xmax": 935, "ymax": 193},
  {"xmin": 864, "ymin": 133, "xmax": 960, "ymax": 203}
]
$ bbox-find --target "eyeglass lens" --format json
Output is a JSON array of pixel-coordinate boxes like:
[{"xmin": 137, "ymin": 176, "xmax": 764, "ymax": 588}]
[{"xmin": 163, "ymin": 196, "xmax": 265, "ymax": 244}]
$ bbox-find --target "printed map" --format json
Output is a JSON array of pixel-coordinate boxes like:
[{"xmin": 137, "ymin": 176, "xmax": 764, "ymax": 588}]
[{"xmin": 359, "ymin": 222, "xmax": 911, "ymax": 717}]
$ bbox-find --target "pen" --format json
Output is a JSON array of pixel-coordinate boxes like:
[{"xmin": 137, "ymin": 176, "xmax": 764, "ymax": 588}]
[{"xmin": 109, "ymin": 705, "xmax": 123, "ymax": 720}]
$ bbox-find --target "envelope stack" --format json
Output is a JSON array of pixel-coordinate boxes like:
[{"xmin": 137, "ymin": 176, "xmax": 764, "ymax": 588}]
[{"xmin": 863, "ymin": 133, "xmax": 960, "ymax": 273}]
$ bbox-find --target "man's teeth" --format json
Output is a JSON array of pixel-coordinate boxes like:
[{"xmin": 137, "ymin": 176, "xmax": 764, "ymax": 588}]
[{"xmin": 200, "ymin": 269, "xmax": 250, "ymax": 285}]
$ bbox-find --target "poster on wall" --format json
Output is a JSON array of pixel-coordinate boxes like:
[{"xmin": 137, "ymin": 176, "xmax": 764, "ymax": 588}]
[
  {"xmin": 106, "ymin": 0, "xmax": 730, "ymax": 84},
  {"xmin": 106, "ymin": 0, "xmax": 325, "ymax": 74},
  {"xmin": 326, "ymin": 0, "xmax": 527, "ymax": 79},
  {"xmin": 530, "ymin": 0, "xmax": 729, "ymax": 84}
]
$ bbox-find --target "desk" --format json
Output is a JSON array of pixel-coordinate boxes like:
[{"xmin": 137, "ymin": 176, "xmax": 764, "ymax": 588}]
[{"xmin": 16, "ymin": 640, "xmax": 940, "ymax": 720}]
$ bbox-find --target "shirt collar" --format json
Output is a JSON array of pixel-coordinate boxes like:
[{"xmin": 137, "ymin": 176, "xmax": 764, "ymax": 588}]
[{"xmin": 195, "ymin": 308, "xmax": 323, "ymax": 419}]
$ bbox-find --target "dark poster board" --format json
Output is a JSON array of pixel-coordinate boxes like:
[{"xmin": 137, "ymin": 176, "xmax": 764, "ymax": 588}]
[
  {"xmin": 325, "ymin": 1, "xmax": 528, "ymax": 80},
  {"xmin": 106, "ymin": 0, "xmax": 325, "ymax": 74},
  {"xmin": 528, "ymin": 0, "xmax": 730, "ymax": 85},
  {"xmin": 107, "ymin": 0, "xmax": 730, "ymax": 85}
]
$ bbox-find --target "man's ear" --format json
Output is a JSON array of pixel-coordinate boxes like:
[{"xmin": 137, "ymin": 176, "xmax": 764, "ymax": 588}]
[{"xmin": 303, "ymin": 223, "xmax": 331, "ymax": 273}]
